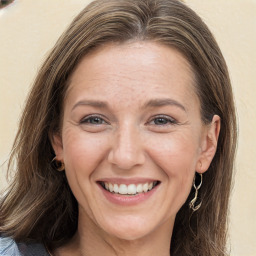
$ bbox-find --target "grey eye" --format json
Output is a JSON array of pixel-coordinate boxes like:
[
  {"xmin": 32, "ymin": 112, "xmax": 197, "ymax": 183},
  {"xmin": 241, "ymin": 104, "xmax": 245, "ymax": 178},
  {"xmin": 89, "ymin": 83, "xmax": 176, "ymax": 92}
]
[
  {"xmin": 81, "ymin": 116, "xmax": 106, "ymax": 125},
  {"xmin": 151, "ymin": 116, "xmax": 176, "ymax": 125},
  {"xmin": 153, "ymin": 118, "xmax": 169, "ymax": 125},
  {"xmin": 87, "ymin": 117, "xmax": 104, "ymax": 124}
]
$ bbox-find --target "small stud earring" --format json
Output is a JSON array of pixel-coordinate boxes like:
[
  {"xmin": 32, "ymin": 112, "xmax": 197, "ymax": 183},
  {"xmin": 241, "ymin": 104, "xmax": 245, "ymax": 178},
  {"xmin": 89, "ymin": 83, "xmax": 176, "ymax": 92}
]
[{"xmin": 51, "ymin": 157, "xmax": 65, "ymax": 171}]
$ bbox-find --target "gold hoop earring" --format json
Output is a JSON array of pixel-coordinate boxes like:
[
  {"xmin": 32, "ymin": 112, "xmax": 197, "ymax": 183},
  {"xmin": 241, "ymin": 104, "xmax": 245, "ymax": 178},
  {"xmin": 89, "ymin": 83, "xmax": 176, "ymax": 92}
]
[
  {"xmin": 51, "ymin": 157, "xmax": 65, "ymax": 171},
  {"xmin": 189, "ymin": 173, "xmax": 202, "ymax": 212}
]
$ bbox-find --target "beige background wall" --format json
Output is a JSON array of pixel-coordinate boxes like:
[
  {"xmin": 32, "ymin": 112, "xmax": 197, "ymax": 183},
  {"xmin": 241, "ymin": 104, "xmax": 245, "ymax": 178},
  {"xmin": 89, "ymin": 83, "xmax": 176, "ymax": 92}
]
[{"xmin": 0, "ymin": 0, "xmax": 255, "ymax": 255}]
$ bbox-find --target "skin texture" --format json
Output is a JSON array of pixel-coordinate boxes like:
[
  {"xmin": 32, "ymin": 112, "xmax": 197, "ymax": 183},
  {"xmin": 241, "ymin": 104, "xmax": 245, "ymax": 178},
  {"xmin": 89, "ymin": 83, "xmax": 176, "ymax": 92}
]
[{"xmin": 52, "ymin": 41, "xmax": 220, "ymax": 256}]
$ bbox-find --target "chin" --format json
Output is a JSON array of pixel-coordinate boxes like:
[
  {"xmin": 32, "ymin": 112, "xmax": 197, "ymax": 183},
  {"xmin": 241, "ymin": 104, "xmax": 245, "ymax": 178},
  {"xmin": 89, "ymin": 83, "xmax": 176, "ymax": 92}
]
[
  {"xmin": 108, "ymin": 226, "xmax": 151, "ymax": 241},
  {"xmin": 99, "ymin": 214, "xmax": 162, "ymax": 241}
]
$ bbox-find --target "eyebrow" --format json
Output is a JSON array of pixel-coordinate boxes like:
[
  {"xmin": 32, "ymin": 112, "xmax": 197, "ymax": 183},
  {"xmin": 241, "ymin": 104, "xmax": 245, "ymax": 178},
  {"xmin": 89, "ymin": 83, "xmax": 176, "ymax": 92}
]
[
  {"xmin": 72, "ymin": 100, "xmax": 108, "ymax": 111},
  {"xmin": 72, "ymin": 98, "xmax": 186, "ymax": 112},
  {"xmin": 143, "ymin": 98, "xmax": 186, "ymax": 112}
]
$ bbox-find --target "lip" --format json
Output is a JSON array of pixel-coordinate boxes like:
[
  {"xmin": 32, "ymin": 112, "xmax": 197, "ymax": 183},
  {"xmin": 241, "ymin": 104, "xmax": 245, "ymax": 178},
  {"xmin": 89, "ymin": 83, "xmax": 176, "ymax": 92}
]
[{"xmin": 97, "ymin": 179, "xmax": 160, "ymax": 206}]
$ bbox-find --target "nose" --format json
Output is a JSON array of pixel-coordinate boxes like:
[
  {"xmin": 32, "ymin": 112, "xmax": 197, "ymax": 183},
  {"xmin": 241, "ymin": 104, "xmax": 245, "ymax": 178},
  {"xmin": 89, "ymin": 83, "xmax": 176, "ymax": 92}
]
[{"xmin": 108, "ymin": 124, "xmax": 145, "ymax": 170}]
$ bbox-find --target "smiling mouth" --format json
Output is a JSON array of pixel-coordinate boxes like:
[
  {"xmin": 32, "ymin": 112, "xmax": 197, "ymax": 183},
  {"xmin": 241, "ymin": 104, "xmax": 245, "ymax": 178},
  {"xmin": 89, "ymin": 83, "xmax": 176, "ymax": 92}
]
[{"xmin": 98, "ymin": 181, "xmax": 160, "ymax": 196}]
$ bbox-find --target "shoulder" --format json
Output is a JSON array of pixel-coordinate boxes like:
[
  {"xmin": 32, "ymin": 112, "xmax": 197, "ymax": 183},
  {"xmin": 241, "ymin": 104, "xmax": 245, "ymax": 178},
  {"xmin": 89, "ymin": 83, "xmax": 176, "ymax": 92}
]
[
  {"xmin": 0, "ymin": 236, "xmax": 21, "ymax": 255},
  {"xmin": 0, "ymin": 236, "xmax": 49, "ymax": 256}
]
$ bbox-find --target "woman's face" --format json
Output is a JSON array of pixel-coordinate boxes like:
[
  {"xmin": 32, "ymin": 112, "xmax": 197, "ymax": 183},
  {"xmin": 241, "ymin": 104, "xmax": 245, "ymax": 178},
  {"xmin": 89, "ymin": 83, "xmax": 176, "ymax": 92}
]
[{"xmin": 53, "ymin": 42, "xmax": 218, "ymax": 241}]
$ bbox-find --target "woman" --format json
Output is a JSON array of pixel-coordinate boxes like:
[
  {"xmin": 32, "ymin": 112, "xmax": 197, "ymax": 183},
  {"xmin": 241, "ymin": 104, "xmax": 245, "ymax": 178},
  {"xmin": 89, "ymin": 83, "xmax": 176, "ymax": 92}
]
[{"xmin": 0, "ymin": 0, "xmax": 237, "ymax": 255}]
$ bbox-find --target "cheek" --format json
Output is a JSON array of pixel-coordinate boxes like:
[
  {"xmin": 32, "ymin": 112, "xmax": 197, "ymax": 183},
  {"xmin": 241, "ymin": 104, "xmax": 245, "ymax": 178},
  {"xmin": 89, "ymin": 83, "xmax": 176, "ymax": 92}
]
[
  {"xmin": 62, "ymin": 127, "xmax": 109, "ymax": 181},
  {"xmin": 150, "ymin": 133, "xmax": 198, "ymax": 168},
  {"xmin": 61, "ymin": 127, "xmax": 111, "ymax": 217},
  {"xmin": 148, "ymin": 133, "xmax": 199, "ymax": 212},
  {"xmin": 147, "ymin": 132, "xmax": 199, "ymax": 190}
]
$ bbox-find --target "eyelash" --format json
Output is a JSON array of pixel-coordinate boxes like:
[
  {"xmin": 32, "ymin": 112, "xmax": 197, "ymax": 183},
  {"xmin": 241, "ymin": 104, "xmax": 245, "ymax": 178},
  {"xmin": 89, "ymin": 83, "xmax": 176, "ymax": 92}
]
[
  {"xmin": 80, "ymin": 114, "xmax": 177, "ymax": 126},
  {"xmin": 80, "ymin": 114, "xmax": 109, "ymax": 125},
  {"xmin": 147, "ymin": 115, "xmax": 178, "ymax": 126}
]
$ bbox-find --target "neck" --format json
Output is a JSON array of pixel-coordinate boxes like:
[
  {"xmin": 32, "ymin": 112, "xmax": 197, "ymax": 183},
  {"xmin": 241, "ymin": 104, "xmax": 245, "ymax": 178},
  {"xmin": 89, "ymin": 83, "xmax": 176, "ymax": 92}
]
[{"xmin": 54, "ymin": 210, "xmax": 174, "ymax": 256}]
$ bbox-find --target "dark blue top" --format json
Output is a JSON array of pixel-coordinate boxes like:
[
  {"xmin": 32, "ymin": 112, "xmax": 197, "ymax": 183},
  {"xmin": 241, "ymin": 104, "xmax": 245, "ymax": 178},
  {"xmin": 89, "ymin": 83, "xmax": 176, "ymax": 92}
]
[{"xmin": 0, "ymin": 236, "xmax": 49, "ymax": 256}]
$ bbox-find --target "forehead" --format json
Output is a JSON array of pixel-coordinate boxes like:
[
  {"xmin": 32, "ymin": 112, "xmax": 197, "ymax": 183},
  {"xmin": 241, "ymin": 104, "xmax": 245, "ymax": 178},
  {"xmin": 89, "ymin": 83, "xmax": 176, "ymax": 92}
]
[{"xmin": 66, "ymin": 41, "xmax": 198, "ymax": 109}]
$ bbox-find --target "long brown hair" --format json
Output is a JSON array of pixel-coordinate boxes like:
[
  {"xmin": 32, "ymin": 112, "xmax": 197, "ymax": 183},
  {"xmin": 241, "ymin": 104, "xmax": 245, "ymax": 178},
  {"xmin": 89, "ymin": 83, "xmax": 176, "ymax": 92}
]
[{"xmin": 0, "ymin": 0, "xmax": 237, "ymax": 255}]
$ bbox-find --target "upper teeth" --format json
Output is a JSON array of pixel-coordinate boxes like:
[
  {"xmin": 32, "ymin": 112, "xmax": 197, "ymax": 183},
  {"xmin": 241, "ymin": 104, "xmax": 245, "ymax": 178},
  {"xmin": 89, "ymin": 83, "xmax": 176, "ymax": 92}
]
[{"xmin": 103, "ymin": 181, "xmax": 157, "ymax": 195}]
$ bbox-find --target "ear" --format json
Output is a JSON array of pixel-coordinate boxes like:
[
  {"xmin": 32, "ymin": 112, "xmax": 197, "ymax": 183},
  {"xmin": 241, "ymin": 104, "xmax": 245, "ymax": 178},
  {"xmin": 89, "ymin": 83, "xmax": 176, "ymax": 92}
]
[
  {"xmin": 50, "ymin": 132, "xmax": 64, "ymax": 161},
  {"xmin": 196, "ymin": 115, "xmax": 221, "ymax": 173}
]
